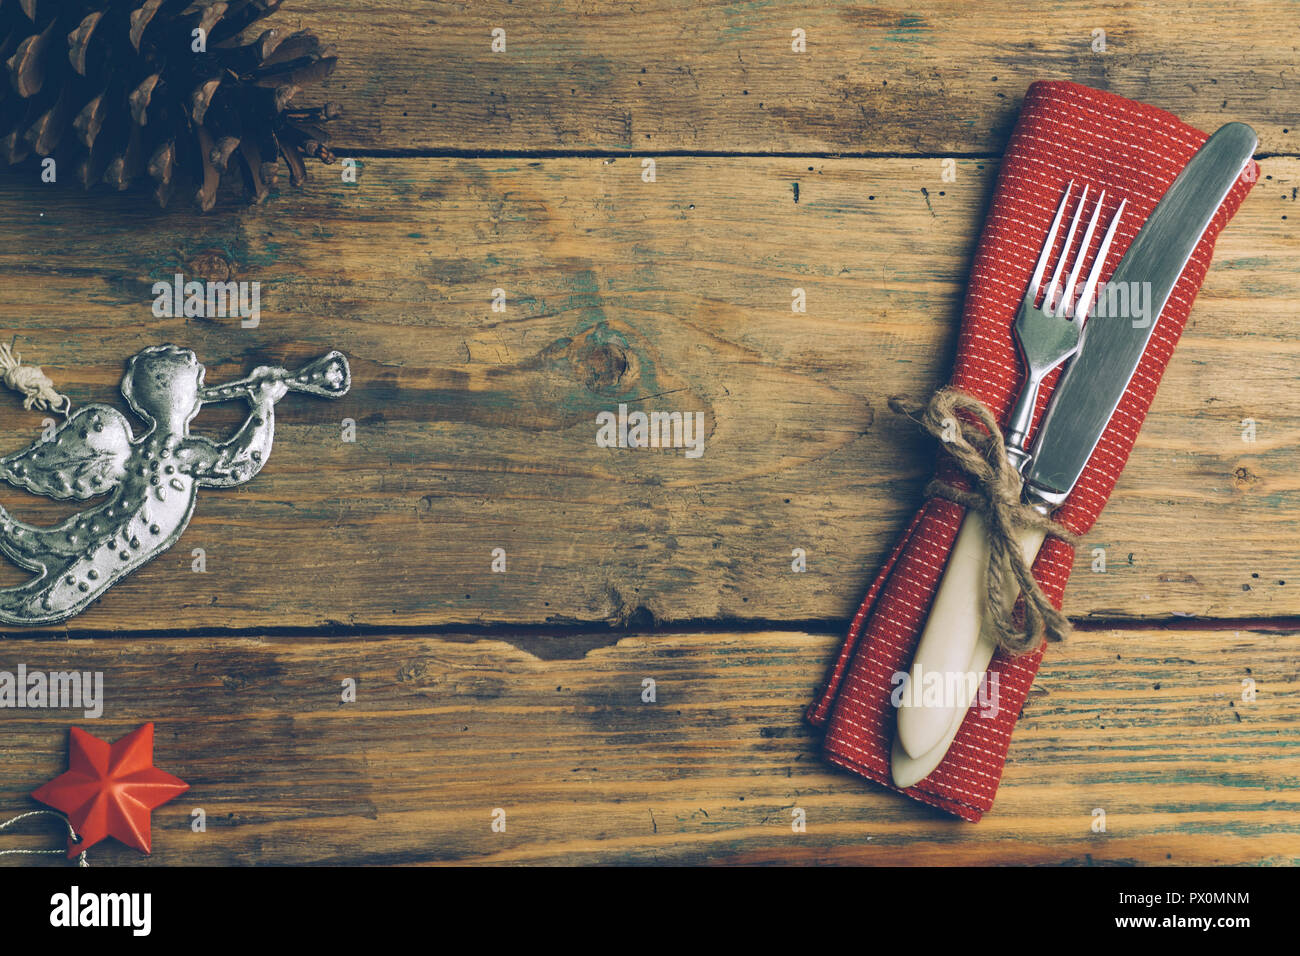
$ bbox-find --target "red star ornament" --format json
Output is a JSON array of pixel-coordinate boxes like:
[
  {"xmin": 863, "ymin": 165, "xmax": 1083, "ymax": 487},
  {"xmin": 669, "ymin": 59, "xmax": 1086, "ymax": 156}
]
[{"xmin": 31, "ymin": 723, "xmax": 189, "ymax": 858}]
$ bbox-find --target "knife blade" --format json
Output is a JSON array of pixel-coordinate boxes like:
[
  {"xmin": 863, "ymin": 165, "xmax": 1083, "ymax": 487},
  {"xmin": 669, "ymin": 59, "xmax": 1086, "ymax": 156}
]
[
  {"xmin": 891, "ymin": 122, "xmax": 1257, "ymax": 788},
  {"xmin": 1024, "ymin": 122, "xmax": 1258, "ymax": 504}
]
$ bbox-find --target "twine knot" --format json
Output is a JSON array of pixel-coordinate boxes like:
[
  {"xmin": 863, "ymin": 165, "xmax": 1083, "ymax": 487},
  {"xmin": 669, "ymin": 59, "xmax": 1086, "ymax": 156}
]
[
  {"xmin": 0, "ymin": 342, "xmax": 70, "ymax": 416},
  {"xmin": 890, "ymin": 387, "xmax": 1078, "ymax": 655}
]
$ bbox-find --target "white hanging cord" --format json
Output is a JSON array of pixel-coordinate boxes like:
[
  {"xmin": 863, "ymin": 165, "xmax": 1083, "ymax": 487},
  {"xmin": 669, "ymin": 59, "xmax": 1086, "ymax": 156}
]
[
  {"xmin": 0, "ymin": 340, "xmax": 72, "ymax": 416},
  {"xmin": 0, "ymin": 809, "xmax": 88, "ymax": 866}
]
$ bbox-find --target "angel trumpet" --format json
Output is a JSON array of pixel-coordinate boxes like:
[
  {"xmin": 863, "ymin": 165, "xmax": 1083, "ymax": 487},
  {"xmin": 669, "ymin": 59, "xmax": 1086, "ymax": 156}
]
[{"xmin": 197, "ymin": 351, "xmax": 351, "ymax": 404}]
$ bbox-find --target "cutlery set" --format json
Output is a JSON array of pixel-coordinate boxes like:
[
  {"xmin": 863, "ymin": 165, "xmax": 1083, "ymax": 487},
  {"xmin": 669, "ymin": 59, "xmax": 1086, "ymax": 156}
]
[{"xmin": 892, "ymin": 122, "xmax": 1259, "ymax": 787}]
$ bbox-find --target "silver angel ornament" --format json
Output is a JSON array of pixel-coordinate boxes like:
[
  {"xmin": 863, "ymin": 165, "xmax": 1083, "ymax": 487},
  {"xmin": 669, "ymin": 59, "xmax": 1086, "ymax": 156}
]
[{"xmin": 0, "ymin": 345, "xmax": 350, "ymax": 625}]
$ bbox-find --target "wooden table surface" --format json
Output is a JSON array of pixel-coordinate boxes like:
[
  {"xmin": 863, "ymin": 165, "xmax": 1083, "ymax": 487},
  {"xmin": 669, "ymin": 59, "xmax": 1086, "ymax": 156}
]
[{"xmin": 0, "ymin": 1, "xmax": 1296, "ymax": 866}]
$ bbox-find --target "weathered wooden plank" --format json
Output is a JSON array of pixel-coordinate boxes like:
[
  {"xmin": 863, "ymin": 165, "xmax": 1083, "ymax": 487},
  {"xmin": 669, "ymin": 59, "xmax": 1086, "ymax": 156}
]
[
  {"xmin": 0, "ymin": 157, "xmax": 1296, "ymax": 631},
  {"xmin": 0, "ymin": 627, "xmax": 1292, "ymax": 865},
  {"xmin": 267, "ymin": 0, "xmax": 1300, "ymax": 154}
]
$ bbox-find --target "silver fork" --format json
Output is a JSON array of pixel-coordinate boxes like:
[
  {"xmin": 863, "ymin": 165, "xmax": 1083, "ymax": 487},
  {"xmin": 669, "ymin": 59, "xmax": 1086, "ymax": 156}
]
[{"xmin": 1003, "ymin": 182, "xmax": 1127, "ymax": 473}]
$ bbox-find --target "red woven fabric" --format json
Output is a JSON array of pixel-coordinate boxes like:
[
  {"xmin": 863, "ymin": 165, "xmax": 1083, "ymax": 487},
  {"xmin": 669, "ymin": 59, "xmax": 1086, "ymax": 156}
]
[{"xmin": 806, "ymin": 81, "xmax": 1257, "ymax": 821}]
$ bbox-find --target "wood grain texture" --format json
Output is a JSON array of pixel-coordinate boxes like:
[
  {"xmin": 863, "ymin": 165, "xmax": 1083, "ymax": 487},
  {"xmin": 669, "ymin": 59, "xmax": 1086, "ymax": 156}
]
[
  {"xmin": 0, "ymin": 157, "xmax": 1294, "ymax": 631},
  {"xmin": 0, "ymin": 0, "xmax": 1292, "ymax": 872},
  {"xmin": 0, "ymin": 627, "xmax": 1292, "ymax": 865},
  {"xmin": 275, "ymin": 0, "xmax": 1300, "ymax": 154}
]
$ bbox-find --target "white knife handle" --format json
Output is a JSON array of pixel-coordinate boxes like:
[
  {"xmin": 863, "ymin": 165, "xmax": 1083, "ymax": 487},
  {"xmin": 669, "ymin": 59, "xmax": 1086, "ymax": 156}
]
[
  {"xmin": 891, "ymin": 632, "xmax": 997, "ymax": 789},
  {"xmin": 895, "ymin": 511, "xmax": 1046, "ymax": 761}
]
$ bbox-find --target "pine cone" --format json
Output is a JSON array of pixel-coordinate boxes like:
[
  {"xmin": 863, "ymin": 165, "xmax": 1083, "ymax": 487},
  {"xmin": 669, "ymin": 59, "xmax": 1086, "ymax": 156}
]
[{"xmin": 0, "ymin": 0, "xmax": 340, "ymax": 210}]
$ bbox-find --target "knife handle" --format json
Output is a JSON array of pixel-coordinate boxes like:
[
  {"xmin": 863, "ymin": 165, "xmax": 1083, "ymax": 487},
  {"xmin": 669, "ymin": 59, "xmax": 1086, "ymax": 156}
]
[
  {"xmin": 891, "ymin": 631, "xmax": 997, "ymax": 788},
  {"xmin": 894, "ymin": 509, "xmax": 1046, "ymax": 763}
]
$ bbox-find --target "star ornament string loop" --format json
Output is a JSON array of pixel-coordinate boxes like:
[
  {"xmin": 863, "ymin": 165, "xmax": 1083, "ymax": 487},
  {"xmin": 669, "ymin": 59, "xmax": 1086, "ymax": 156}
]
[{"xmin": 0, "ymin": 809, "xmax": 89, "ymax": 867}]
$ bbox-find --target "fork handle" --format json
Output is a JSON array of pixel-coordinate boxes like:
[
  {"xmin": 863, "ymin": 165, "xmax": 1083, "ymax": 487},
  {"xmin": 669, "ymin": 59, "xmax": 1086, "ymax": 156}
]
[
  {"xmin": 893, "ymin": 509, "xmax": 1047, "ymax": 764},
  {"xmin": 1004, "ymin": 371, "xmax": 1046, "ymax": 466}
]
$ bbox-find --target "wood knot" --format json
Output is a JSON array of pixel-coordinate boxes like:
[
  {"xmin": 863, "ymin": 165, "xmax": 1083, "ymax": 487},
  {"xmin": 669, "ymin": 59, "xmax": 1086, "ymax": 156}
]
[
  {"xmin": 396, "ymin": 661, "xmax": 430, "ymax": 683},
  {"xmin": 580, "ymin": 342, "xmax": 629, "ymax": 390},
  {"xmin": 186, "ymin": 249, "xmax": 235, "ymax": 282},
  {"xmin": 1233, "ymin": 466, "xmax": 1259, "ymax": 489}
]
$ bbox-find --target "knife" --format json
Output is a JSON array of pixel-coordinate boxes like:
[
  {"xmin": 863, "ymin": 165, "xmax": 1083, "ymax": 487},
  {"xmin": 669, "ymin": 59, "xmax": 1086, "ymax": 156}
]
[{"xmin": 892, "ymin": 122, "xmax": 1258, "ymax": 788}]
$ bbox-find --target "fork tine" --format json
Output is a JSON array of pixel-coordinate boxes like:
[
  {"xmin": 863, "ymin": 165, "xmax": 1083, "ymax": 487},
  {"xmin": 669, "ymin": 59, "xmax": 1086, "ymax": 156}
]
[
  {"xmin": 1027, "ymin": 181, "xmax": 1073, "ymax": 303},
  {"xmin": 1074, "ymin": 197, "xmax": 1128, "ymax": 323},
  {"xmin": 1057, "ymin": 189, "xmax": 1106, "ymax": 317},
  {"xmin": 1043, "ymin": 185, "xmax": 1088, "ymax": 312}
]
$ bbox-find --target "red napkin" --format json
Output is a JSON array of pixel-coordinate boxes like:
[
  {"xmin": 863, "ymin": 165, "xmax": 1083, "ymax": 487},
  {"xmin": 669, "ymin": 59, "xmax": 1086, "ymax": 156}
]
[{"xmin": 806, "ymin": 81, "xmax": 1257, "ymax": 821}]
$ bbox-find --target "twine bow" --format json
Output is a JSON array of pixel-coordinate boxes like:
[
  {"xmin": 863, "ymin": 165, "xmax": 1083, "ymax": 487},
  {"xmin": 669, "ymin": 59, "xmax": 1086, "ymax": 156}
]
[
  {"xmin": 0, "ymin": 341, "xmax": 71, "ymax": 416},
  {"xmin": 891, "ymin": 387, "xmax": 1078, "ymax": 655}
]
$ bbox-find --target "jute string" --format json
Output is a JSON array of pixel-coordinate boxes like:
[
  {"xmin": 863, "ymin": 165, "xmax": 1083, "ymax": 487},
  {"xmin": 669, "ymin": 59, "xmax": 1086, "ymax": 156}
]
[
  {"xmin": 890, "ymin": 387, "xmax": 1078, "ymax": 655},
  {"xmin": 0, "ymin": 341, "xmax": 71, "ymax": 416},
  {"xmin": 0, "ymin": 810, "xmax": 88, "ymax": 866}
]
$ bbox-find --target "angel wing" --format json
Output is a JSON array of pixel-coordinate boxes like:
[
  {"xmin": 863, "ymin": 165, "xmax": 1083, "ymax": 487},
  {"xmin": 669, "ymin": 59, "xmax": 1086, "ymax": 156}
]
[{"xmin": 0, "ymin": 405, "xmax": 134, "ymax": 500}]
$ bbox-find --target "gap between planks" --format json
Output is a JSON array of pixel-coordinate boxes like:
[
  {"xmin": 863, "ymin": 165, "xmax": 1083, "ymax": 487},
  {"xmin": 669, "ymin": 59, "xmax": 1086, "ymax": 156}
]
[
  {"xmin": 3, "ymin": 615, "xmax": 1298, "ymax": 648},
  {"xmin": 324, "ymin": 149, "xmax": 1298, "ymax": 161}
]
